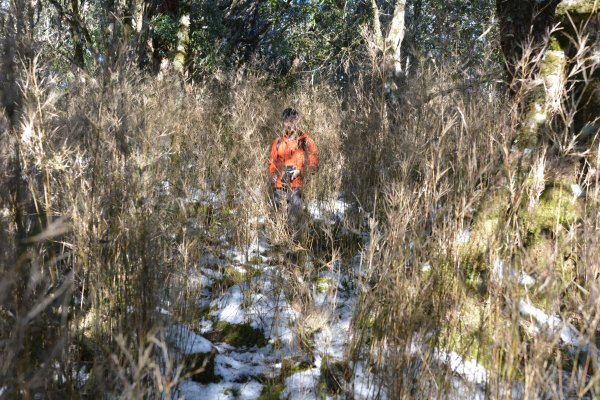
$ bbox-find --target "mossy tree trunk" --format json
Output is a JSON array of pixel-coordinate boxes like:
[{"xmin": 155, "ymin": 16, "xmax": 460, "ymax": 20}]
[
  {"xmin": 498, "ymin": 0, "xmax": 599, "ymax": 146},
  {"xmin": 173, "ymin": 13, "xmax": 190, "ymax": 74}
]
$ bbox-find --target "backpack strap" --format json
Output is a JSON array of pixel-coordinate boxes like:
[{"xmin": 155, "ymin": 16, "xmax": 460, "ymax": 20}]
[{"xmin": 299, "ymin": 136, "xmax": 307, "ymax": 152}]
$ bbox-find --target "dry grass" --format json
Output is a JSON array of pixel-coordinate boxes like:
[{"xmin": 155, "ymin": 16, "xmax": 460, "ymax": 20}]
[{"xmin": 0, "ymin": 19, "xmax": 598, "ymax": 400}]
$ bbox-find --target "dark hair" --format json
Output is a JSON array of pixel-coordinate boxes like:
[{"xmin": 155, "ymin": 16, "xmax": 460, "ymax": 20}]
[{"xmin": 282, "ymin": 107, "xmax": 299, "ymax": 120}]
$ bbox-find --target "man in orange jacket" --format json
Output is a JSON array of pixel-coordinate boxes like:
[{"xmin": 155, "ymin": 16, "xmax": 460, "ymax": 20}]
[{"xmin": 268, "ymin": 107, "xmax": 318, "ymax": 239}]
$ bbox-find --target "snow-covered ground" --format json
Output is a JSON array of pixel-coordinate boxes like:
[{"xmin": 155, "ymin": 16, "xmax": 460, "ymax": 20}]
[
  {"xmin": 167, "ymin": 198, "xmax": 372, "ymax": 400},
  {"xmin": 165, "ymin": 197, "xmax": 494, "ymax": 399}
]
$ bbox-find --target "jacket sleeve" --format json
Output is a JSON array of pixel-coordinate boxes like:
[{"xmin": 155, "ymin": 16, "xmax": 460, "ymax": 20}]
[
  {"xmin": 305, "ymin": 136, "xmax": 318, "ymax": 172},
  {"xmin": 268, "ymin": 138, "xmax": 280, "ymax": 175}
]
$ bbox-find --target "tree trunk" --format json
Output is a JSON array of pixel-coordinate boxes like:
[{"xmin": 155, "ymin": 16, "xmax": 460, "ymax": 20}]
[
  {"xmin": 173, "ymin": 13, "xmax": 190, "ymax": 74},
  {"xmin": 385, "ymin": 0, "xmax": 406, "ymax": 78},
  {"xmin": 71, "ymin": 0, "xmax": 85, "ymax": 67},
  {"xmin": 369, "ymin": 0, "xmax": 407, "ymax": 96},
  {"xmin": 498, "ymin": 0, "xmax": 599, "ymax": 147}
]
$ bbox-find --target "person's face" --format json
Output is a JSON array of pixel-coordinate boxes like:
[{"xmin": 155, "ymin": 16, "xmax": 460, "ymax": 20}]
[{"xmin": 284, "ymin": 116, "xmax": 299, "ymax": 133}]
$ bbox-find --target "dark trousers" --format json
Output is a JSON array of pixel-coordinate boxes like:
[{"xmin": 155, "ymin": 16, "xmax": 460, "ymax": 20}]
[{"xmin": 272, "ymin": 188, "xmax": 303, "ymax": 240}]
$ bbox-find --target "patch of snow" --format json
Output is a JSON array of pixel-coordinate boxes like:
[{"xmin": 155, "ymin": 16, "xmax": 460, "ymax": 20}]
[
  {"xmin": 492, "ymin": 259, "xmax": 536, "ymax": 286},
  {"xmin": 177, "ymin": 381, "xmax": 233, "ymax": 399},
  {"xmin": 449, "ymin": 376, "xmax": 486, "ymax": 400},
  {"xmin": 492, "ymin": 258, "xmax": 505, "ymax": 282},
  {"xmin": 518, "ymin": 272, "xmax": 536, "ymax": 286},
  {"xmin": 248, "ymin": 215, "xmax": 266, "ymax": 225},
  {"xmin": 352, "ymin": 361, "xmax": 383, "ymax": 400},
  {"xmin": 570, "ymin": 183, "xmax": 584, "ymax": 198},
  {"xmin": 157, "ymin": 307, "xmax": 170, "ymax": 315},
  {"xmin": 74, "ymin": 366, "xmax": 89, "ymax": 387},
  {"xmin": 307, "ymin": 198, "xmax": 351, "ymax": 223},
  {"xmin": 455, "ymin": 229, "xmax": 471, "ymax": 244},
  {"xmin": 247, "ymin": 290, "xmax": 299, "ymax": 346},
  {"xmin": 199, "ymin": 318, "xmax": 214, "ymax": 334},
  {"xmin": 435, "ymin": 350, "xmax": 487, "ymax": 386},
  {"xmin": 211, "ymin": 285, "xmax": 245, "ymax": 324},
  {"xmin": 518, "ymin": 299, "xmax": 579, "ymax": 346},
  {"xmin": 159, "ymin": 180, "xmax": 170, "ymax": 196},
  {"xmin": 178, "ymin": 379, "xmax": 264, "ymax": 400},
  {"xmin": 213, "ymin": 347, "xmax": 276, "ymax": 383},
  {"xmin": 167, "ymin": 324, "xmax": 214, "ymax": 354},
  {"xmin": 281, "ymin": 368, "xmax": 321, "ymax": 400},
  {"xmin": 247, "ymin": 237, "xmax": 269, "ymax": 259}
]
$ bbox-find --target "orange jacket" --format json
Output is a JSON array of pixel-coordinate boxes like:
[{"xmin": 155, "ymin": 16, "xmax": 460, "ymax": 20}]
[{"xmin": 268, "ymin": 131, "xmax": 318, "ymax": 189}]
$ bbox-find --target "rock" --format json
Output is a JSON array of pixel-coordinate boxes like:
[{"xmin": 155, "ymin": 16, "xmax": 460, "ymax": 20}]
[
  {"xmin": 206, "ymin": 321, "xmax": 268, "ymax": 348},
  {"xmin": 183, "ymin": 348, "xmax": 220, "ymax": 384}
]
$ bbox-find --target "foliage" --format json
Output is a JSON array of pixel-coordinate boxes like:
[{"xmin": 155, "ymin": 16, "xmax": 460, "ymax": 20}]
[{"xmin": 150, "ymin": 14, "xmax": 179, "ymax": 59}]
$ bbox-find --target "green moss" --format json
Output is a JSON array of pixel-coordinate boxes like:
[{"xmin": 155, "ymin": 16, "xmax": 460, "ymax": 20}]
[
  {"xmin": 556, "ymin": 0, "xmax": 599, "ymax": 18},
  {"xmin": 548, "ymin": 37, "xmax": 564, "ymax": 52},
  {"xmin": 519, "ymin": 102, "xmax": 545, "ymax": 147},
  {"xmin": 212, "ymin": 321, "xmax": 267, "ymax": 348},
  {"xmin": 458, "ymin": 189, "xmax": 509, "ymax": 285},
  {"xmin": 472, "ymin": 189, "xmax": 510, "ymax": 242},
  {"xmin": 223, "ymin": 265, "xmax": 247, "ymax": 285},
  {"xmin": 539, "ymin": 50, "xmax": 566, "ymax": 77},
  {"xmin": 281, "ymin": 358, "xmax": 313, "ymax": 375},
  {"xmin": 258, "ymin": 359, "xmax": 314, "ymax": 400},
  {"xmin": 441, "ymin": 295, "xmax": 494, "ymax": 370},
  {"xmin": 314, "ymin": 276, "xmax": 336, "ymax": 293},
  {"xmin": 249, "ymin": 255, "xmax": 263, "ymax": 265},
  {"xmin": 258, "ymin": 381, "xmax": 285, "ymax": 400},
  {"xmin": 522, "ymin": 186, "xmax": 580, "ymax": 237}
]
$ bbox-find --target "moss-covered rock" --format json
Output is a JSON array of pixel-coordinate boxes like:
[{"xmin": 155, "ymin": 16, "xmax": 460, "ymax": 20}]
[
  {"xmin": 258, "ymin": 381, "xmax": 285, "ymax": 400},
  {"xmin": 207, "ymin": 321, "xmax": 268, "ymax": 348},
  {"xmin": 457, "ymin": 188, "xmax": 509, "ymax": 286},
  {"xmin": 258, "ymin": 358, "xmax": 314, "ymax": 400},
  {"xmin": 313, "ymin": 276, "xmax": 337, "ymax": 293},
  {"xmin": 556, "ymin": 0, "xmax": 599, "ymax": 19},
  {"xmin": 441, "ymin": 295, "xmax": 494, "ymax": 370},
  {"xmin": 519, "ymin": 49, "xmax": 567, "ymax": 147},
  {"xmin": 521, "ymin": 185, "xmax": 581, "ymax": 238}
]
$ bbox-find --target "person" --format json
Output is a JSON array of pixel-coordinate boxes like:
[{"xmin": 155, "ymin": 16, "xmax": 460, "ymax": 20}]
[{"xmin": 268, "ymin": 107, "xmax": 318, "ymax": 240}]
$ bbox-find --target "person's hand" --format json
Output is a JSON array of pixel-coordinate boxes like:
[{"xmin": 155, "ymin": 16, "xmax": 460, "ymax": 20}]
[{"xmin": 290, "ymin": 169, "xmax": 301, "ymax": 181}]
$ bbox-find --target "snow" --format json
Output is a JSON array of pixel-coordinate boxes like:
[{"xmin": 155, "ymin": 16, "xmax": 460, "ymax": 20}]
[
  {"xmin": 177, "ymin": 380, "xmax": 263, "ymax": 400},
  {"xmin": 211, "ymin": 285, "xmax": 245, "ymax": 324},
  {"xmin": 307, "ymin": 198, "xmax": 350, "ymax": 222},
  {"xmin": 455, "ymin": 229, "xmax": 471, "ymax": 244},
  {"xmin": 570, "ymin": 183, "xmax": 584, "ymax": 198},
  {"xmin": 213, "ymin": 348, "xmax": 274, "ymax": 382},
  {"xmin": 173, "ymin": 205, "xmax": 494, "ymax": 399},
  {"xmin": 518, "ymin": 299, "xmax": 579, "ymax": 346},
  {"xmin": 435, "ymin": 350, "xmax": 487, "ymax": 386},
  {"xmin": 352, "ymin": 362, "xmax": 382, "ymax": 400},
  {"xmin": 281, "ymin": 368, "xmax": 321, "ymax": 400},
  {"xmin": 492, "ymin": 258, "xmax": 536, "ymax": 286},
  {"xmin": 167, "ymin": 324, "xmax": 214, "ymax": 354}
]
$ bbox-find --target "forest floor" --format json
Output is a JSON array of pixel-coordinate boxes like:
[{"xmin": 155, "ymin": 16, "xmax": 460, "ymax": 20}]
[
  {"xmin": 165, "ymin": 198, "xmax": 379, "ymax": 399},
  {"xmin": 164, "ymin": 197, "xmax": 489, "ymax": 399}
]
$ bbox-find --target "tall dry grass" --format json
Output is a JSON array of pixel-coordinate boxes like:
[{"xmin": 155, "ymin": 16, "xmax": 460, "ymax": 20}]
[
  {"xmin": 348, "ymin": 30, "xmax": 600, "ymax": 400},
  {"xmin": 0, "ymin": 18, "xmax": 598, "ymax": 400},
  {"xmin": 0, "ymin": 56, "xmax": 354, "ymax": 397}
]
